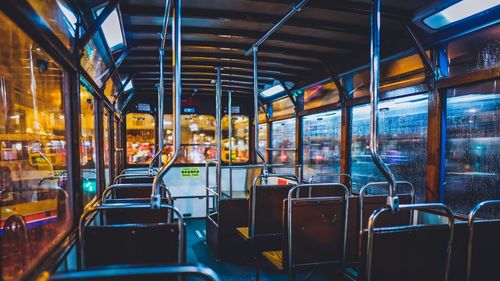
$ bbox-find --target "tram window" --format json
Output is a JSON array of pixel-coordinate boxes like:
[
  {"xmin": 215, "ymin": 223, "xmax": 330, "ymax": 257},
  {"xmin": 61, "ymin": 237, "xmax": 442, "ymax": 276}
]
[
  {"xmin": 80, "ymin": 86, "xmax": 97, "ymax": 203},
  {"xmin": 303, "ymin": 81, "xmax": 340, "ymax": 110},
  {"xmin": 222, "ymin": 115, "xmax": 249, "ymax": 164},
  {"xmin": 113, "ymin": 118, "xmax": 121, "ymax": 175},
  {"xmin": 272, "ymin": 97, "xmax": 295, "ymax": 117},
  {"xmin": 103, "ymin": 109, "xmax": 110, "ymax": 186},
  {"xmin": 103, "ymin": 76, "xmax": 117, "ymax": 103},
  {"xmin": 445, "ymin": 80, "xmax": 500, "ymax": 216},
  {"xmin": 81, "ymin": 39, "xmax": 107, "ymax": 88},
  {"xmin": 447, "ymin": 24, "xmax": 500, "ymax": 77},
  {"xmin": 126, "ymin": 113, "xmax": 155, "ymax": 165},
  {"xmin": 28, "ymin": 0, "xmax": 76, "ymax": 49},
  {"xmin": 303, "ymin": 110, "xmax": 342, "ymax": 180},
  {"xmin": 271, "ymin": 118, "xmax": 296, "ymax": 173},
  {"xmin": 351, "ymin": 94, "xmax": 428, "ymax": 201},
  {"xmin": 163, "ymin": 114, "xmax": 217, "ymax": 164},
  {"xmin": 257, "ymin": 123, "xmax": 268, "ymax": 163},
  {"xmin": 0, "ymin": 11, "xmax": 71, "ymax": 280}
]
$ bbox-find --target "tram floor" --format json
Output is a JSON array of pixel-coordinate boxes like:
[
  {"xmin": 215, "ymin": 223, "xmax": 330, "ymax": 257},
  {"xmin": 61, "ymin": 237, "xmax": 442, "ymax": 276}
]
[{"xmin": 185, "ymin": 218, "xmax": 341, "ymax": 281}]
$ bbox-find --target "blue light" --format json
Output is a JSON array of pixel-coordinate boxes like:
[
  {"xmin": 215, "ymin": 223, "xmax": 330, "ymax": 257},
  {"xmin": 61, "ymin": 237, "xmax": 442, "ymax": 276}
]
[
  {"xmin": 423, "ymin": 0, "xmax": 499, "ymax": 29},
  {"xmin": 97, "ymin": 8, "xmax": 125, "ymax": 51},
  {"xmin": 260, "ymin": 84, "xmax": 285, "ymax": 98}
]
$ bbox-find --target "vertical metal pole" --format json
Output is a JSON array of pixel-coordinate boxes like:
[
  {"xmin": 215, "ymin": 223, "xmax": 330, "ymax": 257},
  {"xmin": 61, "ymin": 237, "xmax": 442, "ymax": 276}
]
[
  {"xmin": 253, "ymin": 46, "xmax": 268, "ymax": 178},
  {"xmin": 369, "ymin": 0, "xmax": 398, "ymax": 210},
  {"xmin": 157, "ymin": 47, "xmax": 165, "ymax": 169},
  {"xmin": 215, "ymin": 67, "xmax": 222, "ymax": 200},
  {"xmin": 228, "ymin": 90, "xmax": 233, "ymax": 196}
]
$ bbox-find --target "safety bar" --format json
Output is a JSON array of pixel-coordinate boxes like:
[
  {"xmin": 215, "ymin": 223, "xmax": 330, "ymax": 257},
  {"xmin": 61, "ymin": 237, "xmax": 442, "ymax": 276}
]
[
  {"xmin": 101, "ymin": 183, "xmax": 172, "ymax": 204},
  {"xmin": 250, "ymin": 173, "xmax": 299, "ymax": 239},
  {"xmin": 287, "ymin": 183, "xmax": 350, "ymax": 272},
  {"xmin": 49, "ymin": 264, "xmax": 220, "ymax": 281},
  {"xmin": 113, "ymin": 173, "xmax": 152, "ymax": 184},
  {"xmin": 308, "ymin": 173, "xmax": 353, "ymax": 189},
  {"xmin": 467, "ymin": 200, "xmax": 500, "ymax": 281},
  {"xmin": 370, "ymin": 0, "xmax": 398, "ymax": 210},
  {"xmin": 79, "ymin": 203, "xmax": 184, "ymax": 269},
  {"xmin": 151, "ymin": 0, "xmax": 181, "ymax": 209},
  {"xmin": 205, "ymin": 159, "xmax": 219, "ymax": 221},
  {"xmin": 366, "ymin": 203, "xmax": 454, "ymax": 281},
  {"xmin": 359, "ymin": 181, "xmax": 415, "ymax": 232}
]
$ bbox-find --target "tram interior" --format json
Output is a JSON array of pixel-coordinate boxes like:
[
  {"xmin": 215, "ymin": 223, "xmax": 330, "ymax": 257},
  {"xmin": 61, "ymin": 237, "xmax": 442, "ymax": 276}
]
[{"xmin": 0, "ymin": 0, "xmax": 499, "ymax": 281}]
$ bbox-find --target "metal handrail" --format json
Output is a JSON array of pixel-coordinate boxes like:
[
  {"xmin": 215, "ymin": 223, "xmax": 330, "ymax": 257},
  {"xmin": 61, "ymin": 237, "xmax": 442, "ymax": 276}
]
[
  {"xmin": 101, "ymin": 183, "xmax": 172, "ymax": 204},
  {"xmin": 113, "ymin": 173, "xmax": 152, "ymax": 184},
  {"xmin": 467, "ymin": 200, "xmax": 500, "ymax": 281},
  {"xmin": 250, "ymin": 173, "xmax": 299, "ymax": 240},
  {"xmin": 151, "ymin": 0, "xmax": 181, "ymax": 209},
  {"xmin": 358, "ymin": 181, "xmax": 415, "ymax": 233},
  {"xmin": 49, "ymin": 264, "xmax": 220, "ymax": 281},
  {"xmin": 308, "ymin": 173, "xmax": 353, "ymax": 189},
  {"xmin": 370, "ymin": 0, "xmax": 398, "ymax": 210},
  {"xmin": 287, "ymin": 183, "xmax": 349, "ymax": 272},
  {"xmin": 252, "ymin": 45, "xmax": 268, "ymax": 177},
  {"xmin": 205, "ymin": 159, "xmax": 219, "ymax": 219},
  {"xmin": 365, "ymin": 203, "xmax": 455, "ymax": 281},
  {"xmin": 78, "ymin": 203, "xmax": 184, "ymax": 269}
]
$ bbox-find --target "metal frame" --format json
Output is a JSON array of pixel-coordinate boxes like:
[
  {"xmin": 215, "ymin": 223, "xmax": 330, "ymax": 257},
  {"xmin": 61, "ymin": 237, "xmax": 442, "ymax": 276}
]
[
  {"xmin": 287, "ymin": 183, "xmax": 350, "ymax": 273},
  {"xmin": 466, "ymin": 200, "xmax": 500, "ymax": 281},
  {"xmin": 78, "ymin": 203, "xmax": 184, "ymax": 269},
  {"xmin": 308, "ymin": 173, "xmax": 353, "ymax": 188},
  {"xmin": 49, "ymin": 264, "xmax": 221, "ymax": 281},
  {"xmin": 250, "ymin": 173, "xmax": 298, "ymax": 240},
  {"xmin": 228, "ymin": 90, "xmax": 233, "ymax": 196},
  {"xmin": 365, "ymin": 203, "xmax": 455, "ymax": 281},
  {"xmin": 101, "ymin": 183, "xmax": 172, "ymax": 204}
]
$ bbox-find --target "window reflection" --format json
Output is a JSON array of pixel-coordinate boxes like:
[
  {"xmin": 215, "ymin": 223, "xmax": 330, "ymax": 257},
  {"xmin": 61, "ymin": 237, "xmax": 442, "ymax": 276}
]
[
  {"xmin": 351, "ymin": 94, "xmax": 428, "ymax": 201},
  {"xmin": 271, "ymin": 118, "xmax": 296, "ymax": 174},
  {"xmin": 80, "ymin": 86, "xmax": 96, "ymax": 204},
  {"xmin": 126, "ymin": 113, "xmax": 155, "ymax": 165},
  {"xmin": 28, "ymin": 0, "xmax": 75, "ymax": 49},
  {"xmin": 257, "ymin": 123, "xmax": 268, "ymax": 163},
  {"xmin": 303, "ymin": 110, "xmax": 342, "ymax": 180},
  {"xmin": 0, "ymin": 11, "xmax": 70, "ymax": 280},
  {"xmin": 222, "ymin": 115, "xmax": 249, "ymax": 163},
  {"xmin": 445, "ymin": 81, "xmax": 500, "ymax": 216}
]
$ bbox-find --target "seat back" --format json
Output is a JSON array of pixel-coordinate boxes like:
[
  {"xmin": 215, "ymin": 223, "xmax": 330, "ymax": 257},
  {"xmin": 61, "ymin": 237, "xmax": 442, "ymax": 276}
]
[
  {"xmin": 359, "ymin": 224, "xmax": 450, "ymax": 281},
  {"xmin": 249, "ymin": 184, "xmax": 293, "ymax": 237},
  {"xmin": 102, "ymin": 199, "xmax": 173, "ymax": 224},
  {"xmin": 283, "ymin": 197, "xmax": 347, "ymax": 269},
  {"xmin": 83, "ymin": 223, "xmax": 185, "ymax": 268}
]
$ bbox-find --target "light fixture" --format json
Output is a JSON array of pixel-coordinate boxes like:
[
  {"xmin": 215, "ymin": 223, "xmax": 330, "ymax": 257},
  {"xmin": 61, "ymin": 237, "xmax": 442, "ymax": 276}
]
[
  {"xmin": 96, "ymin": 7, "xmax": 125, "ymax": 51},
  {"xmin": 259, "ymin": 84, "xmax": 285, "ymax": 98},
  {"xmin": 423, "ymin": 0, "xmax": 499, "ymax": 29}
]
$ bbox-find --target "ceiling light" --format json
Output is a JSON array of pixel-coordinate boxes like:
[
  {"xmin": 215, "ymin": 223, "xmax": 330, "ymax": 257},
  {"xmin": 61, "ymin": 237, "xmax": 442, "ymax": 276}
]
[
  {"xmin": 423, "ymin": 0, "xmax": 499, "ymax": 29},
  {"xmin": 259, "ymin": 84, "xmax": 285, "ymax": 98}
]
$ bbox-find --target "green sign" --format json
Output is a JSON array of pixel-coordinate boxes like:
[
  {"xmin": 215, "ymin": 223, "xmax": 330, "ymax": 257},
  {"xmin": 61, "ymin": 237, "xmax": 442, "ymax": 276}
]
[{"xmin": 180, "ymin": 167, "xmax": 200, "ymax": 178}]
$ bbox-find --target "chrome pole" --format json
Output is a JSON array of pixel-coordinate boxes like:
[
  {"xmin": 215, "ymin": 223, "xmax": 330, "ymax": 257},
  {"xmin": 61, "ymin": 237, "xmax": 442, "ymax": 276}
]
[
  {"xmin": 215, "ymin": 67, "xmax": 222, "ymax": 199},
  {"xmin": 228, "ymin": 90, "xmax": 233, "ymax": 196},
  {"xmin": 369, "ymin": 0, "xmax": 398, "ymax": 210},
  {"xmin": 253, "ymin": 46, "xmax": 268, "ymax": 177},
  {"xmin": 151, "ymin": 0, "xmax": 181, "ymax": 209}
]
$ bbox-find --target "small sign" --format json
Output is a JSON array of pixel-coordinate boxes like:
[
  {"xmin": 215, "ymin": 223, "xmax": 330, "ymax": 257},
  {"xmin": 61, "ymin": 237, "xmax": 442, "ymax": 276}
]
[
  {"xmin": 183, "ymin": 107, "xmax": 196, "ymax": 114},
  {"xmin": 137, "ymin": 103, "xmax": 151, "ymax": 112},
  {"xmin": 180, "ymin": 167, "xmax": 200, "ymax": 178},
  {"xmin": 231, "ymin": 106, "xmax": 240, "ymax": 114}
]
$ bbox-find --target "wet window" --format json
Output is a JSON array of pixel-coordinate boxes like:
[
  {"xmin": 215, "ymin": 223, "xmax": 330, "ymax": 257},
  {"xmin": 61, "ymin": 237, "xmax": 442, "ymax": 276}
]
[
  {"xmin": 0, "ymin": 11, "xmax": 71, "ymax": 280},
  {"xmin": 222, "ymin": 115, "xmax": 249, "ymax": 164},
  {"xmin": 80, "ymin": 39, "xmax": 107, "ymax": 88},
  {"xmin": 272, "ymin": 97, "xmax": 295, "ymax": 118},
  {"xmin": 271, "ymin": 118, "xmax": 296, "ymax": 174},
  {"xmin": 303, "ymin": 110, "xmax": 342, "ymax": 181},
  {"xmin": 80, "ymin": 85, "xmax": 96, "ymax": 203},
  {"xmin": 351, "ymin": 94, "xmax": 428, "ymax": 201},
  {"xmin": 445, "ymin": 80, "xmax": 500, "ymax": 216},
  {"xmin": 126, "ymin": 113, "xmax": 155, "ymax": 165},
  {"xmin": 103, "ymin": 109, "xmax": 110, "ymax": 186},
  {"xmin": 257, "ymin": 123, "xmax": 268, "ymax": 163}
]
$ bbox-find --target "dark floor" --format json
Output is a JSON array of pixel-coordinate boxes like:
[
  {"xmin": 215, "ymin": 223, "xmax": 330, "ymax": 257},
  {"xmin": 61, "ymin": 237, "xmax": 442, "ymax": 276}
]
[{"xmin": 185, "ymin": 218, "xmax": 340, "ymax": 281}]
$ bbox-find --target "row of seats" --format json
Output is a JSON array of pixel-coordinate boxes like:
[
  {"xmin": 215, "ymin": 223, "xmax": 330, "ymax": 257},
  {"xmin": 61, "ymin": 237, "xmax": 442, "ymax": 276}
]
[
  {"xmin": 49, "ymin": 168, "xmax": 219, "ymax": 281},
  {"xmin": 235, "ymin": 173, "xmax": 500, "ymax": 281}
]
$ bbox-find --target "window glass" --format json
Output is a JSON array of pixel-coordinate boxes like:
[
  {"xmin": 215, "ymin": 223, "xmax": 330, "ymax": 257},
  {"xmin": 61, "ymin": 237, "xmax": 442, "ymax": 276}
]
[
  {"xmin": 81, "ymin": 39, "xmax": 107, "ymax": 88},
  {"xmin": 28, "ymin": 0, "xmax": 75, "ymax": 49},
  {"xmin": 0, "ymin": 11, "xmax": 71, "ymax": 280},
  {"xmin": 351, "ymin": 94, "xmax": 428, "ymax": 201},
  {"xmin": 303, "ymin": 110, "xmax": 342, "ymax": 180},
  {"xmin": 271, "ymin": 118, "xmax": 296, "ymax": 174},
  {"xmin": 447, "ymin": 24, "xmax": 500, "ymax": 77},
  {"xmin": 257, "ymin": 123, "xmax": 268, "ymax": 163},
  {"xmin": 222, "ymin": 115, "xmax": 249, "ymax": 163},
  {"xmin": 103, "ymin": 109, "xmax": 110, "ymax": 187},
  {"xmin": 80, "ymin": 86, "xmax": 96, "ymax": 203},
  {"xmin": 113, "ymin": 118, "xmax": 120, "ymax": 175},
  {"xmin": 445, "ymin": 80, "xmax": 500, "ymax": 216},
  {"xmin": 304, "ymin": 82, "xmax": 340, "ymax": 110},
  {"xmin": 126, "ymin": 113, "xmax": 155, "ymax": 165},
  {"xmin": 272, "ymin": 97, "xmax": 295, "ymax": 118},
  {"xmin": 103, "ymin": 76, "xmax": 117, "ymax": 103},
  {"xmin": 163, "ymin": 115, "xmax": 217, "ymax": 164}
]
